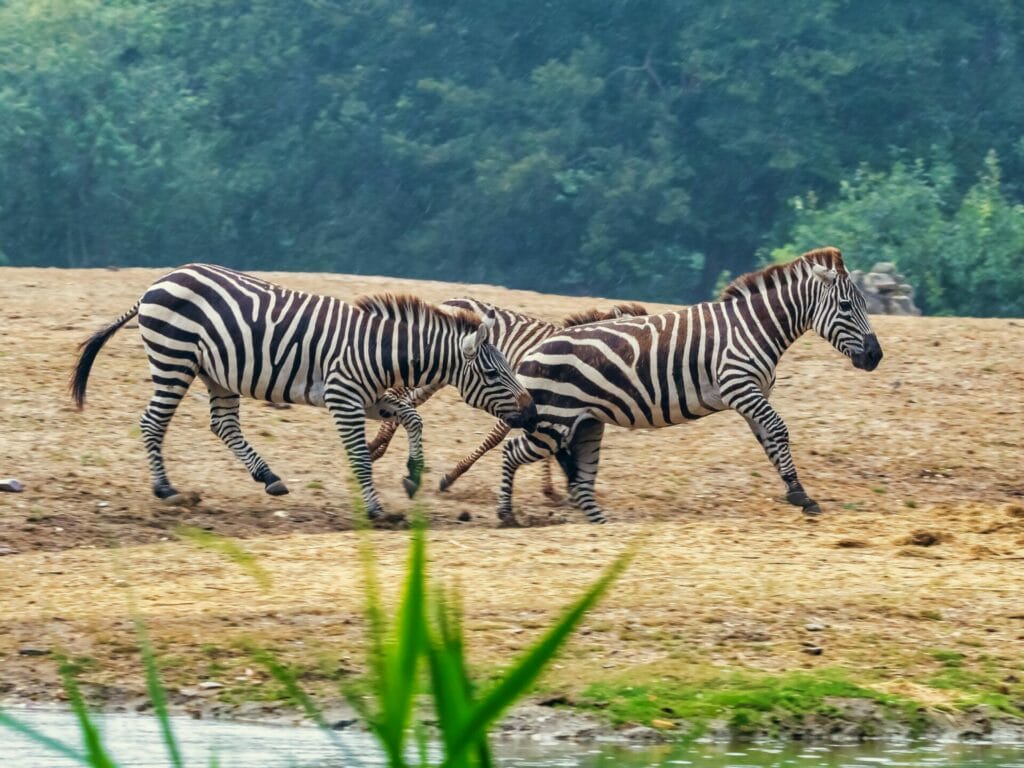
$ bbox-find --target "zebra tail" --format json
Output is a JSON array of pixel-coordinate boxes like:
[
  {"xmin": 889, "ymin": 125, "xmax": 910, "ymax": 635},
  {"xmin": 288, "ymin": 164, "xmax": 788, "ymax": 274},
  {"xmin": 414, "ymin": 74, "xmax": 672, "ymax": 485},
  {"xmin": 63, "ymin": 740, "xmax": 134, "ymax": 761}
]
[{"xmin": 70, "ymin": 301, "xmax": 141, "ymax": 409}]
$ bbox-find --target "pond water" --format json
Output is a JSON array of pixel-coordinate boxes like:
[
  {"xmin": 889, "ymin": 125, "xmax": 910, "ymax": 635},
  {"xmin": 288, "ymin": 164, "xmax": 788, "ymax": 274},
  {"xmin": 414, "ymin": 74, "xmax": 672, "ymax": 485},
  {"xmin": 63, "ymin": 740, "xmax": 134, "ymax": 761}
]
[{"xmin": 2, "ymin": 709, "xmax": 1024, "ymax": 767}]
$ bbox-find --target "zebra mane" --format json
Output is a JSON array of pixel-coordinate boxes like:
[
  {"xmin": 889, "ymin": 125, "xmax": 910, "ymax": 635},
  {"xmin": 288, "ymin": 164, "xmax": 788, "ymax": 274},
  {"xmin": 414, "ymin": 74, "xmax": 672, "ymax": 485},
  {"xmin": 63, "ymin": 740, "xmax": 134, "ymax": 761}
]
[
  {"xmin": 719, "ymin": 247, "xmax": 847, "ymax": 301},
  {"xmin": 353, "ymin": 293, "xmax": 481, "ymax": 332},
  {"xmin": 561, "ymin": 302, "xmax": 649, "ymax": 327}
]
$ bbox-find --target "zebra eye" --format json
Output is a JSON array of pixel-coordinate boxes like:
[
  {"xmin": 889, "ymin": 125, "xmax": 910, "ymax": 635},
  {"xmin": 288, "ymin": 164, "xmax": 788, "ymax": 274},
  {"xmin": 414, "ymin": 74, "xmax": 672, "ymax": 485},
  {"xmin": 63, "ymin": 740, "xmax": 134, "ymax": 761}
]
[{"xmin": 839, "ymin": 300, "xmax": 853, "ymax": 312}]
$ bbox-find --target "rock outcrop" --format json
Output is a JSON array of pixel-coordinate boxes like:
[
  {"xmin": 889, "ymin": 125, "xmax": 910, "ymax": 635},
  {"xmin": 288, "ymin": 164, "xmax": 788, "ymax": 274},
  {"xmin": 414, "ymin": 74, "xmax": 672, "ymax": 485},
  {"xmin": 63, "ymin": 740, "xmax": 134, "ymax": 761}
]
[{"xmin": 850, "ymin": 262, "xmax": 921, "ymax": 315}]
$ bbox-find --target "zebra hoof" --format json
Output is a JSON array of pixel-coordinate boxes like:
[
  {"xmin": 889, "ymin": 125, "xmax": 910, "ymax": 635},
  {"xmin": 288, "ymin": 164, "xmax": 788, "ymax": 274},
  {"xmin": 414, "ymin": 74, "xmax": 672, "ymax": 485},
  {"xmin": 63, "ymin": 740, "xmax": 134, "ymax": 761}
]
[
  {"xmin": 438, "ymin": 475, "xmax": 453, "ymax": 493},
  {"xmin": 786, "ymin": 489, "xmax": 811, "ymax": 508},
  {"xmin": 802, "ymin": 501, "xmax": 823, "ymax": 516},
  {"xmin": 373, "ymin": 513, "xmax": 408, "ymax": 530},
  {"xmin": 265, "ymin": 480, "xmax": 290, "ymax": 496},
  {"xmin": 402, "ymin": 476, "xmax": 420, "ymax": 499},
  {"xmin": 162, "ymin": 491, "xmax": 200, "ymax": 507},
  {"xmin": 497, "ymin": 514, "xmax": 522, "ymax": 529}
]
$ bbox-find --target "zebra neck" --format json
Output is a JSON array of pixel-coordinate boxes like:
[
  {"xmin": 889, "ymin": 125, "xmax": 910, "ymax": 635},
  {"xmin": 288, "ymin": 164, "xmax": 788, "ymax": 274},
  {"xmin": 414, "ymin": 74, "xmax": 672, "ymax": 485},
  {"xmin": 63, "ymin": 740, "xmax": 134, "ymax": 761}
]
[{"xmin": 386, "ymin": 320, "xmax": 462, "ymax": 390}]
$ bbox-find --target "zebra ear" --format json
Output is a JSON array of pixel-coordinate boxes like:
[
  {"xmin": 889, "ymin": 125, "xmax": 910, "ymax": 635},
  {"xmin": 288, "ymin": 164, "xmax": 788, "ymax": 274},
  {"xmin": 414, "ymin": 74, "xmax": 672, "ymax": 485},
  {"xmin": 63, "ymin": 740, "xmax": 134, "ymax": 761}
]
[
  {"xmin": 812, "ymin": 263, "xmax": 838, "ymax": 284},
  {"xmin": 462, "ymin": 312, "xmax": 494, "ymax": 359}
]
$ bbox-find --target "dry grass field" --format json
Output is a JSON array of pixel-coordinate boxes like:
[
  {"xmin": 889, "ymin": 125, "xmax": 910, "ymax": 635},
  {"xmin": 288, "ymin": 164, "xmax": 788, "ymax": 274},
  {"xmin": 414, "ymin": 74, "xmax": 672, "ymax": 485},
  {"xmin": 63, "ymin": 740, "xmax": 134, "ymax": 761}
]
[{"xmin": 1, "ymin": 266, "xmax": 1022, "ymax": 734}]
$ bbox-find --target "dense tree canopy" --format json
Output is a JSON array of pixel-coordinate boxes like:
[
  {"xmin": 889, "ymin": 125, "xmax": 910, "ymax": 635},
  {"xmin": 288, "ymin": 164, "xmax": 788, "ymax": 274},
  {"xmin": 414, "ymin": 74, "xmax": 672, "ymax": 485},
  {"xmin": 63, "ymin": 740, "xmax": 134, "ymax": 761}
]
[{"xmin": 1, "ymin": 0, "xmax": 1022, "ymax": 314}]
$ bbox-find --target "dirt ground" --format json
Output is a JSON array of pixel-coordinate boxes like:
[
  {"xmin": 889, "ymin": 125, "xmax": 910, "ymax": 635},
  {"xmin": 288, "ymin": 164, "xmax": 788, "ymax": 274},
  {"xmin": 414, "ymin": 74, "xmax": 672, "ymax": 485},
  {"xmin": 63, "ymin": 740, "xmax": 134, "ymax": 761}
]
[{"xmin": 1, "ymin": 266, "xmax": 1023, "ymax": 730}]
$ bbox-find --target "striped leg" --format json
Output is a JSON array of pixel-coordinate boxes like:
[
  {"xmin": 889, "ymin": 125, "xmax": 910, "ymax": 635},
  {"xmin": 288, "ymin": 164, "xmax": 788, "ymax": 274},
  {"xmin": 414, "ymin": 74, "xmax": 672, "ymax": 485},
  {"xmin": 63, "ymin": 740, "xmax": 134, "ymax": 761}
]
[
  {"xmin": 497, "ymin": 429, "xmax": 558, "ymax": 527},
  {"xmin": 139, "ymin": 361, "xmax": 197, "ymax": 501},
  {"xmin": 732, "ymin": 390, "xmax": 820, "ymax": 515},
  {"xmin": 540, "ymin": 457, "xmax": 562, "ymax": 502},
  {"xmin": 204, "ymin": 380, "xmax": 287, "ymax": 496},
  {"xmin": 324, "ymin": 381, "xmax": 391, "ymax": 522},
  {"xmin": 368, "ymin": 421, "xmax": 399, "ymax": 461},
  {"xmin": 367, "ymin": 390, "xmax": 426, "ymax": 497},
  {"xmin": 555, "ymin": 420, "xmax": 607, "ymax": 523},
  {"xmin": 439, "ymin": 420, "xmax": 510, "ymax": 492},
  {"xmin": 368, "ymin": 384, "xmax": 445, "ymax": 461}
]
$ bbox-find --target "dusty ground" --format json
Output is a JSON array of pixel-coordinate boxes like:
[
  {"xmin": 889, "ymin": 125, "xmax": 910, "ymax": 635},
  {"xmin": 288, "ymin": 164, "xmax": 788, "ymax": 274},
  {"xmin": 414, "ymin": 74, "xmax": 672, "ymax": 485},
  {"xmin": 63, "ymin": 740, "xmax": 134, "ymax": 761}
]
[{"xmin": 1, "ymin": 266, "xmax": 1023, "ymax": 737}]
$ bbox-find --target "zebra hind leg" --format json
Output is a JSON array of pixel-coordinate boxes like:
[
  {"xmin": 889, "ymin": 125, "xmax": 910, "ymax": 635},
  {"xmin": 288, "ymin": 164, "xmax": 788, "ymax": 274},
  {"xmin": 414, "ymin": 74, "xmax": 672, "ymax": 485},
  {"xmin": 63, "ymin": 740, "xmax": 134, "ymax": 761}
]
[
  {"xmin": 557, "ymin": 420, "xmax": 608, "ymax": 523},
  {"xmin": 140, "ymin": 367, "xmax": 196, "ymax": 503},
  {"xmin": 205, "ymin": 381, "xmax": 288, "ymax": 496}
]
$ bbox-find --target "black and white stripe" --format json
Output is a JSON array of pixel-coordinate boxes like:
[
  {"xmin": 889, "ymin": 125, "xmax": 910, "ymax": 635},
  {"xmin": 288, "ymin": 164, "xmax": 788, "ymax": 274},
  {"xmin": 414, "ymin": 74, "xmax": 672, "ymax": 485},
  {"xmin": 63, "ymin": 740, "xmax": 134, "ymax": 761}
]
[
  {"xmin": 70, "ymin": 264, "xmax": 535, "ymax": 521},
  {"xmin": 367, "ymin": 299, "xmax": 648, "ymax": 496},
  {"xmin": 497, "ymin": 248, "xmax": 883, "ymax": 525}
]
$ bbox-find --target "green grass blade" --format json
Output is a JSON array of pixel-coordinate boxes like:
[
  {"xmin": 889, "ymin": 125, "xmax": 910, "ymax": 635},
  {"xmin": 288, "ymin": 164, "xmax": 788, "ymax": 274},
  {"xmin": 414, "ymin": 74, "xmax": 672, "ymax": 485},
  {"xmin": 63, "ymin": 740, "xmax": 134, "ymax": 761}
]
[
  {"xmin": 61, "ymin": 660, "xmax": 119, "ymax": 768},
  {"xmin": 0, "ymin": 709, "xmax": 90, "ymax": 765},
  {"xmin": 176, "ymin": 526, "xmax": 272, "ymax": 590},
  {"xmin": 133, "ymin": 617, "xmax": 183, "ymax": 768},
  {"xmin": 444, "ymin": 546, "xmax": 634, "ymax": 765}
]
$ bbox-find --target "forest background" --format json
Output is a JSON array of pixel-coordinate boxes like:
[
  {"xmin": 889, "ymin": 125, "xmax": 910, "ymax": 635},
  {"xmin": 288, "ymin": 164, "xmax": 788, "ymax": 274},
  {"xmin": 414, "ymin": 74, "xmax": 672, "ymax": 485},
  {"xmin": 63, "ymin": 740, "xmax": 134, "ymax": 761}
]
[{"xmin": 1, "ymin": 0, "xmax": 1022, "ymax": 317}]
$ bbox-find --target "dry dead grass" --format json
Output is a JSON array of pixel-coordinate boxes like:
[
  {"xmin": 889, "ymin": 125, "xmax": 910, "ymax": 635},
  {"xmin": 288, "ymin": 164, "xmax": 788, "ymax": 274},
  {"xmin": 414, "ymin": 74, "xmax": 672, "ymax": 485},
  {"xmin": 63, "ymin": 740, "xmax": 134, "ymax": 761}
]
[{"xmin": 0, "ymin": 266, "xmax": 1022, "ymax": 710}]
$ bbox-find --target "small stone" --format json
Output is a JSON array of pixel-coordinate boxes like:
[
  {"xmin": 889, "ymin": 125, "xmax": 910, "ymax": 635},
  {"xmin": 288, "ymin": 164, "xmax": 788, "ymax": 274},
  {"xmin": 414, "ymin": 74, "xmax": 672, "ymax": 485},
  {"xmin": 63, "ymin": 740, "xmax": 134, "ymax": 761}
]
[
  {"xmin": 0, "ymin": 546, "xmax": 19, "ymax": 556},
  {"xmin": 457, "ymin": 511, "xmax": 472, "ymax": 522},
  {"xmin": 198, "ymin": 680, "xmax": 224, "ymax": 690},
  {"xmin": 96, "ymin": 501, "xmax": 110, "ymax": 508},
  {"xmin": 330, "ymin": 718, "xmax": 357, "ymax": 730},
  {"xmin": 650, "ymin": 718, "xmax": 675, "ymax": 730},
  {"xmin": 0, "ymin": 479, "xmax": 24, "ymax": 493},
  {"xmin": 805, "ymin": 623, "xmax": 826, "ymax": 632},
  {"xmin": 802, "ymin": 645, "xmax": 824, "ymax": 656},
  {"xmin": 272, "ymin": 510, "xmax": 289, "ymax": 519},
  {"xmin": 18, "ymin": 647, "xmax": 50, "ymax": 657}
]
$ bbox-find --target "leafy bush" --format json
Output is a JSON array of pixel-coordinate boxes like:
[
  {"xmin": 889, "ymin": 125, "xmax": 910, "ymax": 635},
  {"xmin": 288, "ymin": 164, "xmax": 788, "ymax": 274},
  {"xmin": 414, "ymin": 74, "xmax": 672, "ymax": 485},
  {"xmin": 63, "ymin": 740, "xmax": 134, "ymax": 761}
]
[{"xmin": 773, "ymin": 151, "xmax": 1024, "ymax": 317}]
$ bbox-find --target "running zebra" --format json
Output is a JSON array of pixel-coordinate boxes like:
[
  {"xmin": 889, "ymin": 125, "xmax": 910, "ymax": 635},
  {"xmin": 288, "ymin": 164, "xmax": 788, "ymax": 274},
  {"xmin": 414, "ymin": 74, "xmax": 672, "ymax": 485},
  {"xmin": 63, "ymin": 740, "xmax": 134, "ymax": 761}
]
[
  {"xmin": 498, "ymin": 247, "xmax": 883, "ymax": 525},
  {"xmin": 367, "ymin": 299, "xmax": 648, "ymax": 496},
  {"xmin": 69, "ymin": 264, "xmax": 536, "ymax": 522}
]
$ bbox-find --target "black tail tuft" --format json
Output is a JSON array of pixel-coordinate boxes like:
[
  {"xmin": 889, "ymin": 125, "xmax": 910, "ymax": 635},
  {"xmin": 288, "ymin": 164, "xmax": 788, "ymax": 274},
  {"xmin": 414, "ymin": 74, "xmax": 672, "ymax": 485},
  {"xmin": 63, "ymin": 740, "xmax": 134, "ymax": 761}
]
[{"xmin": 70, "ymin": 303, "xmax": 139, "ymax": 409}]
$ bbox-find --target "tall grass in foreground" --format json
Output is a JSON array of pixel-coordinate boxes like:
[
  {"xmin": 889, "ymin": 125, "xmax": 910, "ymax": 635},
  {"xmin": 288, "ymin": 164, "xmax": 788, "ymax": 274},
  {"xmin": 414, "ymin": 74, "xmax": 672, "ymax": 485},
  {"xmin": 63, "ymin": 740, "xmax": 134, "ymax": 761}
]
[{"xmin": 0, "ymin": 520, "xmax": 633, "ymax": 767}]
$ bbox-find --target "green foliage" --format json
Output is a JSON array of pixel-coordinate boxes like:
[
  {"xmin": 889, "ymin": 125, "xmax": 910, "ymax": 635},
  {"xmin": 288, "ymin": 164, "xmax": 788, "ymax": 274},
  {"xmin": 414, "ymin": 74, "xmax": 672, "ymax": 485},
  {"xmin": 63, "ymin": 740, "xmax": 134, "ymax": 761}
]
[
  {"xmin": 774, "ymin": 151, "xmax": 1024, "ymax": 316},
  {"xmin": 0, "ymin": 522, "xmax": 632, "ymax": 767},
  {"xmin": 580, "ymin": 669, "xmax": 927, "ymax": 737},
  {"xmin": 2, "ymin": 1, "xmax": 1023, "ymax": 307}
]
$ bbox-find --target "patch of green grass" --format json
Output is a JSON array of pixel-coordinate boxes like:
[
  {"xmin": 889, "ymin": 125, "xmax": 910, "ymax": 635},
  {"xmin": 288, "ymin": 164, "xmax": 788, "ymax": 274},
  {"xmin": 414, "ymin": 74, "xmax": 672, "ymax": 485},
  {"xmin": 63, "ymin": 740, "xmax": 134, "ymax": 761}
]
[
  {"xmin": 872, "ymin": 486, "xmax": 887, "ymax": 495},
  {"xmin": 904, "ymin": 499, "xmax": 918, "ymax": 509},
  {"xmin": 841, "ymin": 502, "xmax": 863, "ymax": 511},
  {"xmin": 305, "ymin": 480, "xmax": 325, "ymax": 490},
  {"xmin": 929, "ymin": 649, "xmax": 965, "ymax": 667},
  {"xmin": 578, "ymin": 669, "xmax": 925, "ymax": 738}
]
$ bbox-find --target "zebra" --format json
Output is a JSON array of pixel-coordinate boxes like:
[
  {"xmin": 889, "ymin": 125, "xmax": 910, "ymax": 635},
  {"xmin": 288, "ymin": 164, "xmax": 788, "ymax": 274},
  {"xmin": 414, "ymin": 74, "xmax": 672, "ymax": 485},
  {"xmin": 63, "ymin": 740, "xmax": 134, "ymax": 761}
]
[
  {"xmin": 365, "ymin": 299, "xmax": 648, "ymax": 496},
  {"xmin": 69, "ymin": 263, "xmax": 537, "ymax": 522},
  {"xmin": 496, "ymin": 247, "xmax": 884, "ymax": 525}
]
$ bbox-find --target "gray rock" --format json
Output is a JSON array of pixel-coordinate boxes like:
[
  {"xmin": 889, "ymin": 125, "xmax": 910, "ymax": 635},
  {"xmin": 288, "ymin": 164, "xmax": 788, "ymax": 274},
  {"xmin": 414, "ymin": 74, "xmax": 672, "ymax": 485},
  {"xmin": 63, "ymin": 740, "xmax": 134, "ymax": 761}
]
[
  {"xmin": 0, "ymin": 479, "xmax": 24, "ymax": 493},
  {"xmin": 851, "ymin": 263, "xmax": 921, "ymax": 315}
]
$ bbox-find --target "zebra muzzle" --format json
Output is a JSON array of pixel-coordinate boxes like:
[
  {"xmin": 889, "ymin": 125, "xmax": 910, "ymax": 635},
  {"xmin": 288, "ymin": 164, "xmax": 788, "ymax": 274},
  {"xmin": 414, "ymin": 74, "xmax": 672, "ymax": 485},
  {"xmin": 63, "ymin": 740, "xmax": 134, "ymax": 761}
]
[{"xmin": 504, "ymin": 401, "xmax": 539, "ymax": 432}]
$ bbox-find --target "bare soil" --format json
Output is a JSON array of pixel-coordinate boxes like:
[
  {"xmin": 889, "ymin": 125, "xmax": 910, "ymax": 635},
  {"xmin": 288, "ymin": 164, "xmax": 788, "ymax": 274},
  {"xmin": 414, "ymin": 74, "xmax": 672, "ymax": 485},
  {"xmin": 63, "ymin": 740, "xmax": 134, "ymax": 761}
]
[{"xmin": 1, "ymin": 266, "xmax": 1023, "ymax": 737}]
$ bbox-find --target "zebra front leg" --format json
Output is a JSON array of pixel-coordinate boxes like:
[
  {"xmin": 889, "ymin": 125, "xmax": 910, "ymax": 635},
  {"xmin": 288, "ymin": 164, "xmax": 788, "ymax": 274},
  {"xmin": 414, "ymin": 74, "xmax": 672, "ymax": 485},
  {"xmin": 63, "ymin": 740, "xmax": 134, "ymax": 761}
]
[
  {"xmin": 205, "ymin": 382, "xmax": 288, "ymax": 496},
  {"xmin": 735, "ymin": 395, "xmax": 821, "ymax": 516},
  {"xmin": 325, "ymin": 386, "xmax": 393, "ymax": 523},
  {"xmin": 439, "ymin": 420, "xmax": 510, "ymax": 492},
  {"xmin": 497, "ymin": 431, "xmax": 556, "ymax": 527},
  {"xmin": 394, "ymin": 402, "xmax": 425, "ymax": 498},
  {"xmin": 555, "ymin": 420, "xmax": 607, "ymax": 523}
]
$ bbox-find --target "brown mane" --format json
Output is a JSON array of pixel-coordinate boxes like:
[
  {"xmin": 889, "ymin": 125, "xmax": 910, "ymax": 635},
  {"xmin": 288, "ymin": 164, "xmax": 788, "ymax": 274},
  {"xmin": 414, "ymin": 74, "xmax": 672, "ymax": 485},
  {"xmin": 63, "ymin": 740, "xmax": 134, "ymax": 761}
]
[
  {"xmin": 719, "ymin": 247, "xmax": 847, "ymax": 301},
  {"xmin": 353, "ymin": 293, "xmax": 481, "ymax": 332},
  {"xmin": 561, "ymin": 302, "xmax": 649, "ymax": 327}
]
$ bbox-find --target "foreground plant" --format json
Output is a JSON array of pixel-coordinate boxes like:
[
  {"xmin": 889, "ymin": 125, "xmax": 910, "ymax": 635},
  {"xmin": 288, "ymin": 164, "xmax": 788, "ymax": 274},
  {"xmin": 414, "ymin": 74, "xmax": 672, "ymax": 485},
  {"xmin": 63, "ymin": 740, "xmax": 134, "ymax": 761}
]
[{"xmin": 0, "ymin": 523, "xmax": 632, "ymax": 767}]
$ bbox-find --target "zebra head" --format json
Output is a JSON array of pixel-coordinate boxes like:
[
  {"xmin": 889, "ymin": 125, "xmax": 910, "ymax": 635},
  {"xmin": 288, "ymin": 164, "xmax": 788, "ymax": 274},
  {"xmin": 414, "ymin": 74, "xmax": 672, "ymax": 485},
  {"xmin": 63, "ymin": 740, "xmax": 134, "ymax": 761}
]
[
  {"xmin": 457, "ymin": 312, "xmax": 538, "ymax": 431},
  {"xmin": 809, "ymin": 261, "xmax": 884, "ymax": 371}
]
